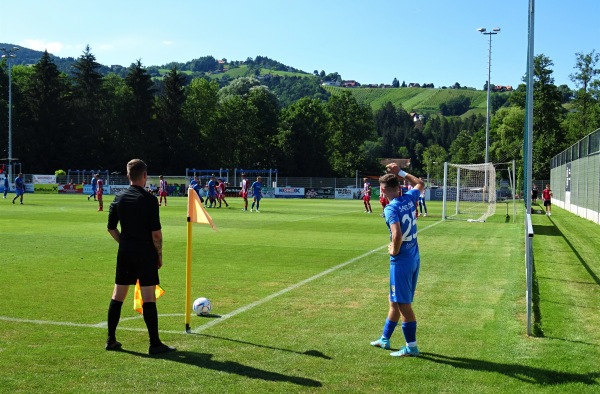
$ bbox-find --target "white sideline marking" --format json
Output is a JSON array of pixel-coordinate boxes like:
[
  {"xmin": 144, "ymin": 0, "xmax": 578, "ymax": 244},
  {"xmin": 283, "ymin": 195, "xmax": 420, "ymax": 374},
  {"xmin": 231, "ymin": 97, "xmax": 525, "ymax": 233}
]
[{"xmin": 0, "ymin": 221, "xmax": 441, "ymax": 335}]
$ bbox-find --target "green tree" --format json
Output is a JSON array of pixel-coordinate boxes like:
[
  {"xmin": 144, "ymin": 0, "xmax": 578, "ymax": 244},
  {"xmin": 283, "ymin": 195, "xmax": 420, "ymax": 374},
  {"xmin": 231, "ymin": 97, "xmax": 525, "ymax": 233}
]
[
  {"xmin": 326, "ymin": 91, "xmax": 376, "ymax": 176},
  {"xmin": 422, "ymin": 144, "xmax": 447, "ymax": 184},
  {"xmin": 122, "ymin": 60, "xmax": 156, "ymax": 162},
  {"xmin": 155, "ymin": 67, "xmax": 190, "ymax": 172},
  {"xmin": 531, "ymin": 55, "xmax": 567, "ymax": 178},
  {"xmin": 184, "ymin": 77, "xmax": 219, "ymax": 166},
  {"xmin": 69, "ymin": 45, "xmax": 107, "ymax": 167},
  {"xmin": 448, "ymin": 130, "xmax": 473, "ymax": 164},
  {"xmin": 566, "ymin": 50, "xmax": 600, "ymax": 141},
  {"xmin": 489, "ymin": 106, "xmax": 525, "ymax": 164},
  {"xmin": 19, "ymin": 51, "xmax": 70, "ymax": 172},
  {"xmin": 277, "ymin": 98, "xmax": 331, "ymax": 176}
]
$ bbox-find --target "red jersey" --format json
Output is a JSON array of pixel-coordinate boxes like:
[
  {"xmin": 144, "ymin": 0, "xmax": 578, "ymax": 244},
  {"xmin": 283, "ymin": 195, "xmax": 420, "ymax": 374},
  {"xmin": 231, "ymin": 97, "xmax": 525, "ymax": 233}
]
[
  {"xmin": 241, "ymin": 179, "xmax": 248, "ymax": 198},
  {"xmin": 542, "ymin": 188, "xmax": 552, "ymax": 201},
  {"xmin": 97, "ymin": 179, "xmax": 104, "ymax": 197},
  {"xmin": 159, "ymin": 179, "xmax": 168, "ymax": 197},
  {"xmin": 363, "ymin": 181, "xmax": 371, "ymax": 201}
]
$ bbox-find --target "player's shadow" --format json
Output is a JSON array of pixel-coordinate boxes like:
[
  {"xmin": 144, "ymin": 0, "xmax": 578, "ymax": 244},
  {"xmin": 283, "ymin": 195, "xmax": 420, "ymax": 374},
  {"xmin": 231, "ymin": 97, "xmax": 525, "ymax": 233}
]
[
  {"xmin": 419, "ymin": 353, "xmax": 600, "ymax": 386},
  {"xmin": 119, "ymin": 349, "xmax": 322, "ymax": 387},
  {"xmin": 195, "ymin": 332, "xmax": 332, "ymax": 360}
]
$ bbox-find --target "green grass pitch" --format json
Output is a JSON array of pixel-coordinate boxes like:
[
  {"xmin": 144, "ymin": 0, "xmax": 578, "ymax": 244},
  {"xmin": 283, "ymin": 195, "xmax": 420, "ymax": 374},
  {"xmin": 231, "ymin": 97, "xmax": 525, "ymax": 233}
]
[{"xmin": 0, "ymin": 194, "xmax": 598, "ymax": 393}]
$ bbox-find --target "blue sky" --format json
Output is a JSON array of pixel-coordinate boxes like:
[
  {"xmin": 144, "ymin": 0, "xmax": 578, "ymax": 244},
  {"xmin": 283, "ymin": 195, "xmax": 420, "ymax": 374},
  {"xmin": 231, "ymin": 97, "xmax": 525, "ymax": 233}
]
[{"xmin": 1, "ymin": 0, "xmax": 598, "ymax": 89}]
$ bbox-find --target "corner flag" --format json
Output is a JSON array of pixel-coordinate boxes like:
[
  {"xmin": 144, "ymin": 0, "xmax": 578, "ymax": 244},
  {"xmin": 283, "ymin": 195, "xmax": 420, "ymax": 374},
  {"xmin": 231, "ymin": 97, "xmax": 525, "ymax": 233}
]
[
  {"xmin": 133, "ymin": 280, "xmax": 165, "ymax": 314},
  {"xmin": 185, "ymin": 187, "xmax": 218, "ymax": 332},
  {"xmin": 187, "ymin": 187, "xmax": 217, "ymax": 230}
]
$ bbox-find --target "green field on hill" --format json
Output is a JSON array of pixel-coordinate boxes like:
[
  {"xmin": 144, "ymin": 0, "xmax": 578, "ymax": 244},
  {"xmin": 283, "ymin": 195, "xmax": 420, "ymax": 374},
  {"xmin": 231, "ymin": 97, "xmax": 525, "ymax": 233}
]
[{"xmin": 324, "ymin": 86, "xmax": 493, "ymax": 116}]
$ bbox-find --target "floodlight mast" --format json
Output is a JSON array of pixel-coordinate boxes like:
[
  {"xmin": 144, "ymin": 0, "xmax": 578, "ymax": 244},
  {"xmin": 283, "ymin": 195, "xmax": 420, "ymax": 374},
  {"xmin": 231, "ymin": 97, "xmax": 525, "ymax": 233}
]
[
  {"xmin": 1, "ymin": 47, "xmax": 19, "ymax": 183},
  {"xmin": 477, "ymin": 27, "xmax": 501, "ymax": 187}
]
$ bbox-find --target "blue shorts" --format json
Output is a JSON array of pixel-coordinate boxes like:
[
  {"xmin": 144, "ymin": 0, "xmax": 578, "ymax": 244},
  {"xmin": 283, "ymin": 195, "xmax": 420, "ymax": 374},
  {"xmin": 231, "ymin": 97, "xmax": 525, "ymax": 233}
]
[
  {"xmin": 389, "ymin": 259, "xmax": 420, "ymax": 304},
  {"xmin": 15, "ymin": 189, "xmax": 24, "ymax": 196}
]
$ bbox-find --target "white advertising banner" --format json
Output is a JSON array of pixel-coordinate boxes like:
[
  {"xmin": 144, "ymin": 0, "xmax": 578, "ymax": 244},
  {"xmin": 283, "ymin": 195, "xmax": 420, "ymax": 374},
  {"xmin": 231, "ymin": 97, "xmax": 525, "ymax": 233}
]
[
  {"xmin": 33, "ymin": 174, "xmax": 57, "ymax": 184},
  {"xmin": 274, "ymin": 187, "xmax": 305, "ymax": 198}
]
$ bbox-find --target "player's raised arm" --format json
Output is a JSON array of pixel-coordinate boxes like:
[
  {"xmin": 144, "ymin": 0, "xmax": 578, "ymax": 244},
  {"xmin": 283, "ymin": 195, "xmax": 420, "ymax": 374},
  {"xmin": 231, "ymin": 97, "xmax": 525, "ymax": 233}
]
[{"xmin": 385, "ymin": 163, "xmax": 425, "ymax": 192}]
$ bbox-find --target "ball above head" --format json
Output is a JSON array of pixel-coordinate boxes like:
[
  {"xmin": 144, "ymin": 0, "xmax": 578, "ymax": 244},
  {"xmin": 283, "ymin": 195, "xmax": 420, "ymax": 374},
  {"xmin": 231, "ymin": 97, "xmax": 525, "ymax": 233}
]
[{"xmin": 192, "ymin": 297, "xmax": 212, "ymax": 316}]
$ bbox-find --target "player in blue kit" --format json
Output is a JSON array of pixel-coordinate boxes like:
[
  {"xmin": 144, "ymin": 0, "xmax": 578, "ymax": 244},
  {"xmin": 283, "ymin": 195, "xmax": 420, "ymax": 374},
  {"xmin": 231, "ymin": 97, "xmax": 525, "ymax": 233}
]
[
  {"xmin": 89, "ymin": 174, "xmax": 98, "ymax": 201},
  {"xmin": 12, "ymin": 173, "xmax": 25, "ymax": 204},
  {"xmin": 250, "ymin": 176, "xmax": 263, "ymax": 212},
  {"xmin": 371, "ymin": 163, "xmax": 424, "ymax": 357},
  {"xmin": 189, "ymin": 176, "xmax": 204, "ymax": 203},
  {"xmin": 207, "ymin": 176, "xmax": 217, "ymax": 208}
]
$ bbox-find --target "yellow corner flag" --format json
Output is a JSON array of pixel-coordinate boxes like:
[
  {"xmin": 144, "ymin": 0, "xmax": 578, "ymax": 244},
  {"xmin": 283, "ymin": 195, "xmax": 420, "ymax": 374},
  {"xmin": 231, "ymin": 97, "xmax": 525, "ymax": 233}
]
[
  {"xmin": 187, "ymin": 187, "xmax": 217, "ymax": 231},
  {"xmin": 185, "ymin": 187, "xmax": 218, "ymax": 332},
  {"xmin": 134, "ymin": 280, "xmax": 165, "ymax": 314}
]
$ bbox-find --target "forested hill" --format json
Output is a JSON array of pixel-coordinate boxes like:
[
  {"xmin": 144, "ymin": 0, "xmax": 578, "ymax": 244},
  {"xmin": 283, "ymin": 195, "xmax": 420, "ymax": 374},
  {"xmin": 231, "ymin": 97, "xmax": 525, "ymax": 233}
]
[{"xmin": 1, "ymin": 43, "xmax": 497, "ymax": 113}]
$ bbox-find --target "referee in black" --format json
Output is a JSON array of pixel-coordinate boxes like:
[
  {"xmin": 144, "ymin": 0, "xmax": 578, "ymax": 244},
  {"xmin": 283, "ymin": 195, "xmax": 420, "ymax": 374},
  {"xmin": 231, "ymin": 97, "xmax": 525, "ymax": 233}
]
[{"xmin": 105, "ymin": 159, "xmax": 176, "ymax": 355}]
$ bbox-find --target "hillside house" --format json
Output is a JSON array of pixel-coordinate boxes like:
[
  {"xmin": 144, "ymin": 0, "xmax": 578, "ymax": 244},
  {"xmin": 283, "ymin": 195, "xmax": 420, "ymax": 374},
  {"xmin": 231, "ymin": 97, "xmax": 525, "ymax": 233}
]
[
  {"xmin": 342, "ymin": 80, "xmax": 360, "ymax": 87},
  {"xmin": 408, "ymin": 82, "xmax": 421, "ymax": 88}
]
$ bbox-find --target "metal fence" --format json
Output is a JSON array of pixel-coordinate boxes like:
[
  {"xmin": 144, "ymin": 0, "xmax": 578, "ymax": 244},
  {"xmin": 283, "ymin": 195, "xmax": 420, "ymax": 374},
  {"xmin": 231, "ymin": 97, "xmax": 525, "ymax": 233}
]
[{"xmin": 550, "ymin": 127, "xmax": 600, "ymax": 224}]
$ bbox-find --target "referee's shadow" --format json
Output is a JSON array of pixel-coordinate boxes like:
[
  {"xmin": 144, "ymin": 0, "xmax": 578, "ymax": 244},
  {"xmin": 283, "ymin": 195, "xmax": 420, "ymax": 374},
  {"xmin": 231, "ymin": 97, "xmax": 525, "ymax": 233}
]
[{"xmin": 118, "ymin": 348, "xmax": 322, "ymax": 387}]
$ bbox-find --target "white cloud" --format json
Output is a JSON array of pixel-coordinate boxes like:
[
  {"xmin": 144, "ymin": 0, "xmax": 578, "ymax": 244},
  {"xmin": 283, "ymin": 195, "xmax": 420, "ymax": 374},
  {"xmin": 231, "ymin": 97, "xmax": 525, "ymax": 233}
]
[
  {"xmin": 19, "ymin": 39, "xmax": 65, "ymax": 54},
  {"xmin": 162, "ymin": 40, "xmax": 174, "ymax": 46}
]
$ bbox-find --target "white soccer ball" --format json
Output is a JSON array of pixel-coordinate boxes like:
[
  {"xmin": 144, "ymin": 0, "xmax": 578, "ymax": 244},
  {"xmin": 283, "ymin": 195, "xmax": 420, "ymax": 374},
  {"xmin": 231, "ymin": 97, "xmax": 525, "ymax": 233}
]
[{"xmin": 193, "ymin": 297, "xmax": 212, "ymax": 316}]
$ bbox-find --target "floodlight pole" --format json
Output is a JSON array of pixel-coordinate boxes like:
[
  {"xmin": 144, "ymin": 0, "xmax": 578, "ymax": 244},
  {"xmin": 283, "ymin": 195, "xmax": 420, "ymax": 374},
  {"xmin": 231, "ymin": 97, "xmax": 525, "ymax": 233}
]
[
  {"xmin": 1, "ymin": 47, "xmax": 19, "ymax": 183},
  {"xmin": 477, "ymin": 27, "xmax": 500, "ymax": 189}
]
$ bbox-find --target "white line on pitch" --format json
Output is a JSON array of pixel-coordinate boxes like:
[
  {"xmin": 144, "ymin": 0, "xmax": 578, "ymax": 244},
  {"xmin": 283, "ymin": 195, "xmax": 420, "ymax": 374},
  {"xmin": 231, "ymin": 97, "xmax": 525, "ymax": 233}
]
[{"xmin": 0, "ymin": 220, "xmax": 442, "ymax": 335}]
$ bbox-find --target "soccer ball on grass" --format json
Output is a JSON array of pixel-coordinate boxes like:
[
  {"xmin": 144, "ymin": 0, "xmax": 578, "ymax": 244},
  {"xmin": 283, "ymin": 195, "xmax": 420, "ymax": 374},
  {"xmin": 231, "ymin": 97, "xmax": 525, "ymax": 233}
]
[{"xmin": 193, "ymin": 297, "xmax": 212, "ymax": 316}]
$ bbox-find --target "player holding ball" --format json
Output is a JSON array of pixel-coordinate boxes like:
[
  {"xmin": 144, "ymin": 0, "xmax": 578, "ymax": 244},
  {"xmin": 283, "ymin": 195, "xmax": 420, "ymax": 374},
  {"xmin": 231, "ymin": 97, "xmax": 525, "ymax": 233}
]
[{"xmin": 370, "ymin": 163, "xmax": 424, "ymax": 357}]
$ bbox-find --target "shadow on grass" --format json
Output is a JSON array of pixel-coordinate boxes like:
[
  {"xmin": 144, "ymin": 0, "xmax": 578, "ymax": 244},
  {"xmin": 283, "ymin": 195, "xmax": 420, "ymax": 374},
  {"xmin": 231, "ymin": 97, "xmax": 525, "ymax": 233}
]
[
  {"xmin": 119, "ymin": 349, "xmax": 322, "ymax": 387},
  {"xmin": 191, "ymin": 332, "xmax": 332, "ymax": 360},
  {"xmin": 533, "ymin": 217, "xmax": 600, "ymax": 286},
  {"xmin": 420, "ymin": 353, "xmax": 600, "ymax": 386}
]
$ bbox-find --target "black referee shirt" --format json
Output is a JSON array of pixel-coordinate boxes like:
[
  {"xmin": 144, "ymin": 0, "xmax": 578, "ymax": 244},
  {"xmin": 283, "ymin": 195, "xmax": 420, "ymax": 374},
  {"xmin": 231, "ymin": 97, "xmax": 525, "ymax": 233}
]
[{"xmin": 107, "ymin": 185, "xmax": 161, "ymax": 252}]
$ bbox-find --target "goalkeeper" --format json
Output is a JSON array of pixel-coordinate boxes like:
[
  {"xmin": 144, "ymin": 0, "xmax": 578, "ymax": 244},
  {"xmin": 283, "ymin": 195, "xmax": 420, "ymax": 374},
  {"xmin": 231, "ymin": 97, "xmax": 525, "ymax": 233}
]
[{"xmin": 370, "ymin": 163, "xmax": 424, "ymax": 357}]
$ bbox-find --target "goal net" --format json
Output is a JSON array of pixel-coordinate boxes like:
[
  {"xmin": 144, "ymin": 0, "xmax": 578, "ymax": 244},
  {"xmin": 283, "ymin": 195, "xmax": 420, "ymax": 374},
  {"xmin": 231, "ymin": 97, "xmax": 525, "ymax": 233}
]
[{"xmin": 442, "ymin": 162, "xmax": 497, "ymax": 222}]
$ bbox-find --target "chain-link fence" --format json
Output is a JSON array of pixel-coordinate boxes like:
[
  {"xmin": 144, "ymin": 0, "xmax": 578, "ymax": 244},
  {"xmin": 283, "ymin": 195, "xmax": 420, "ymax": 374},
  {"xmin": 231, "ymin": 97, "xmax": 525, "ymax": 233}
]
[{"xmin": 550, "ymin": 127, "xmax": 600, "ymax": 224}]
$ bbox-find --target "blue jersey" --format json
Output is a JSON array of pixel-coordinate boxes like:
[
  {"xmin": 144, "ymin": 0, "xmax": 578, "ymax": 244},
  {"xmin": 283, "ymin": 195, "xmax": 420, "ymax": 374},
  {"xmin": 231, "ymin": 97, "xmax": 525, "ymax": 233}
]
[
  {"xmin": 91, "ymin": 177, "xmax": 97, "ymax": 191},
  {"xmin": 15, "ymin": 176, "xmax": 23, "ymax": 190},
  {"xmin": 251, "ymin": 181, "xmax": 262, "ymax": 197},
  {"xmin": 384, "ymin": 188, "xmax": 420, "ymax": 265},
  {"xmin": 207, "ymin": 180, "xmax": 217, "ymax": 197}
]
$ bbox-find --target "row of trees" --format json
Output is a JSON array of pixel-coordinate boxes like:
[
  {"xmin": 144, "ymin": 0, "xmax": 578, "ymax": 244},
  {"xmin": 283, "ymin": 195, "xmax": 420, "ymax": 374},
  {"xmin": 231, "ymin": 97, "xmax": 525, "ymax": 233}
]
[{"xmin": 0, "ymin": 47, "xmax": 598, "ymax": 182}]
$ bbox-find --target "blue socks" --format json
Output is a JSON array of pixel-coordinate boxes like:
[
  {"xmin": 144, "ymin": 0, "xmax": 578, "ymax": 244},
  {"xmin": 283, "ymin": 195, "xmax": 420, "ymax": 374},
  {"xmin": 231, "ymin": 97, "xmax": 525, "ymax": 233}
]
[
  {"xmin": 382, "ymin": 319, "xmax": 398, "ymax": 339},
  {"xmin": 401, "ymin": 321, "xmax": 417, "ymax": 344}
]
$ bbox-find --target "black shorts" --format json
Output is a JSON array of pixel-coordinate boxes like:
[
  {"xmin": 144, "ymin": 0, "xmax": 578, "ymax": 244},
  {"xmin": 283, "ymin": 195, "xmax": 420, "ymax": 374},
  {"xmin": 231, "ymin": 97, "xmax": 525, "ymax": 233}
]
[
  {"xmin": 115, "ymin": 249, "xmax": 159, "ymax": 286},
  {"xmin": 544, "ymin": 200, "xmax": 551, "ymax": 207}
]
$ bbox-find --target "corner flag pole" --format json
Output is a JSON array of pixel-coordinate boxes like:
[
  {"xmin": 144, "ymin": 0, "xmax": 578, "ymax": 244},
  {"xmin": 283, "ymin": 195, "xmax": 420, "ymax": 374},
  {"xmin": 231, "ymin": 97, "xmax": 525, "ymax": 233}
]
[
  {"xmin": 185, "ymin": 215, "xmax": 193, "ymax": 333},
  {"xmin": 185, "ymin": 187, "xmax": 218, "ymax": 333}
]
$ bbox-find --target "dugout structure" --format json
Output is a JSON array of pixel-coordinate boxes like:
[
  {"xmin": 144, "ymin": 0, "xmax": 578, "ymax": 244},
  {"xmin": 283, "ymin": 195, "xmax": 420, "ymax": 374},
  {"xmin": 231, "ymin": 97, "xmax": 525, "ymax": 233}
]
[{"xmin": 442, "ymin": 162, "xmax": 498, "ymax": 222}]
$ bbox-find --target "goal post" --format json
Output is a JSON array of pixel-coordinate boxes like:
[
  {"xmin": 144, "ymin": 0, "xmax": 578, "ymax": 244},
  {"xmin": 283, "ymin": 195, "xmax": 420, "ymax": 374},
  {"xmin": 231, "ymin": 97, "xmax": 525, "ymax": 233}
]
[{"xmin": 442, "ymin": 162, "xmax": 497, "ymax": 222}]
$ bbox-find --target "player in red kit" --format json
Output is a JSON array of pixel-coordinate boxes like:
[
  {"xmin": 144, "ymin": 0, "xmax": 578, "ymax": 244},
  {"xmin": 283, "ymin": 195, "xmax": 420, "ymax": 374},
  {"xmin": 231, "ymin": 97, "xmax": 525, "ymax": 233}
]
[
  {"xmin": 240, "ymin": 173, "xmax": 249, "ymax": 211},
  {"xmin": 96, "ymin": 174, "xmax": 104, "ymax": 212},
  {"xmin": 362, "ymin": 177, "xmax": 373, "ymax": 213},
  {"xmin": 379, "ymin": 184, "xmax": 388, "ymax": 217},
  {"xmin": 217, "ymin": 179, "xmax": 229, "ymax": 208},
  {"xmin": 158, "ymin": 175, "xmax": 168, "ymax": 206}
]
